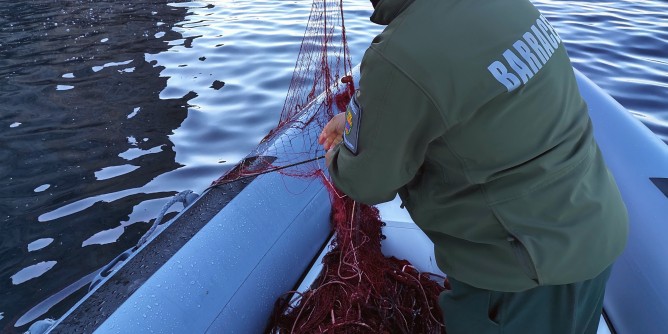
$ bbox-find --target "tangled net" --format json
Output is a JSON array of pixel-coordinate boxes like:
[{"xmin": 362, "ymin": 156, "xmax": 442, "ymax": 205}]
[
  {"xmin": 213, "ymin": 0, "xmax": 446, "ymax": 332},
  {"xmin": 271, "ymin": 179, "xmax": 445, "ymax": 333}
]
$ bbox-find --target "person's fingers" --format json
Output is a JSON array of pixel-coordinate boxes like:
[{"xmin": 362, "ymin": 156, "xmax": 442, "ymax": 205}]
[
  {"xmin": 327, "ymin": 113, "xmax": 343, "ymax": 133},
  {"xmin": 324, "ymin": 137, "xmax": 335, "ymax": 151},
  {"xmin": 318, "ymin": 131, "xmax": 325, "ymax": 144},
  {"xmin": 319, "ymin": 113, "xmax": 345, "ymax": 148},
  {"xmin": 325, "ymin": 147, "xmax": 335, "ymax": 167},
  {"xmin": 319, "ymin": 122, "xmax": 334, "ymax": 145},
  {"xmin": 333, "ymin": 112, "xmax": 345, "ymax": 133},
  {"xmin": 326, "ymin": 137, "xmax": 343, "ymax": 151}
]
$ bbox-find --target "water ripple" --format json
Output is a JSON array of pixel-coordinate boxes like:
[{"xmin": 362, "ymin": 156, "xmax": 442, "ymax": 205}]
[{"xmin": 536, "ymin": 0, "xmax": 668, "ymax": 142}]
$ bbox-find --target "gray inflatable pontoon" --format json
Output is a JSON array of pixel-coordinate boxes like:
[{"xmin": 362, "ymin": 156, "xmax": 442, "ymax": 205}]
[{"xmin": 35, "ymin": 67, "xmax": 668, "ymax": 334}]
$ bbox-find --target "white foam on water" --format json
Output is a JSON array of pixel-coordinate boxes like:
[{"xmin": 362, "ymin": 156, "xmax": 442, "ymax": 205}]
[
  {"xmin": 11, "ymin": 261, "xmax": 58, "ymax": 285},
  {"xmin": 94, "ymin": 164, "xmax": 140, "ymax": 181},
  {"xmin": 28, "ymin": 238, "xmax": 55, "ymax": 252},
  {"xmin": 127, "ymin": 107, "xmax": 141, "ymax": 119},
  {"xmin": 34, "ymin": 184, "xmax": 50, "ymax": 192}
]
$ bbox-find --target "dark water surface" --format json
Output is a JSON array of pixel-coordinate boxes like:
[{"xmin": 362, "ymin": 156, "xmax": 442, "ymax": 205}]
[
  {"xmin": 538, "ymin": 0, "xmax": 668, "ymax": 141},
  {"xmin": 0, "ymin": 0, "xmax": 666, "ymax": 331}
]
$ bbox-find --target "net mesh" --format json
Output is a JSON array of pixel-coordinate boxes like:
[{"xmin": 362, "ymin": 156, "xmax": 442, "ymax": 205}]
[
  {"xmin": 214, "ymin": 1, "xmax": 445, "ymax": 332},
  {"xmin": 211, "ymin": 0, "xmax": 353, "ymax": 185},
  {"xmin": 272, "ymin": 182, "xmax": 446, "ymax": 333}
]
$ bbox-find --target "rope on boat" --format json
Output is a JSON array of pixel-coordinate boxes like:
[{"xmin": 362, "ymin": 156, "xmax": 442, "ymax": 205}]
[
  {"xmin": 25, "ymin": 191, "xmax": 199, "ymax": 334},
  {"xmin": 136, "ymin": 190, "xmax": 199, "ymax": 248},
  {"xmin": 89, "ymin": 190, "xmax": 199, "ymax": 292}
]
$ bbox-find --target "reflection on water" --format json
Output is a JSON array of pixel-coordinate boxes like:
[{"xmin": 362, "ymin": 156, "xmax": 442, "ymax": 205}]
[
  {"xmin": 10, "ymin": 261, "xmax": 58, "ymax": 286},
  {"xmin": 0, "ymin": 0, "xmax": 191, "ymax": 331},
  {"xmin": 27, "ymin": 238, "xmax": 54, "ymax": 252}
]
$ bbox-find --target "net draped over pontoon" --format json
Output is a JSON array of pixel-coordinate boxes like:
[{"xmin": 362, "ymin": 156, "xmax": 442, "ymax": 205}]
[{"xmin": 213, "ymin": 1, "xmax": 445, "ymax": 332}]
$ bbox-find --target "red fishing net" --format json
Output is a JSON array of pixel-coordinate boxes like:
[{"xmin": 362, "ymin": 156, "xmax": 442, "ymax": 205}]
[
  {"xmin": 277, "ymin": 0, "xmax": 354, "ymax": 128},
  {"xmin": 215, "ymin": 0, "xmax": 445, "ymax": 332},
  {"xmin": 211, "ymin": 0, "xmax": 353, "ymax": 185},
  {"xmin": 272, "ymin": 180, "xmax": 445, "ymax": 333}
]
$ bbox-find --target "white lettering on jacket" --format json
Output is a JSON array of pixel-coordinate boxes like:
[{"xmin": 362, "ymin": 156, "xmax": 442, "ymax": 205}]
[{"xmin": 488, "ymin": 16, "xmax": 563, "ymax": 92}]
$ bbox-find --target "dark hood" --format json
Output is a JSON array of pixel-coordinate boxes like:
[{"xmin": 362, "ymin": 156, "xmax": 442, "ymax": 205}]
[{"xmin": 370, "ymin": 0, "xmax": 416, "ymax": 25}]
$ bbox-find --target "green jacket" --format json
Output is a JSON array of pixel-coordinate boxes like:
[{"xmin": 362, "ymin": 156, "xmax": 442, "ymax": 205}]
[{"xmin": 329, "ymin": 0, "xmax": 628, "ymax": 292}]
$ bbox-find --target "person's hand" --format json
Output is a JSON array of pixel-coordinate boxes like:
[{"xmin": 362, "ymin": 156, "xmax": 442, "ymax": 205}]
[
  {"xmin": 318, "ymin": 113, "xmax": 346, "ymax": 166},
  {"xmin": 325, "ymin": 147, "xmax": 337, "ymax": 167},
  {"xmin": 318, "ymin": 112, "xmax": 345, "ymax": 151}
]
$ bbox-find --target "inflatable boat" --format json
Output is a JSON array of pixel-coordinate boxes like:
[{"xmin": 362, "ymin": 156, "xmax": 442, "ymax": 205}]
[{"xmin": 31, "ymin": 67, "xmax": 668, "ymax": 334}]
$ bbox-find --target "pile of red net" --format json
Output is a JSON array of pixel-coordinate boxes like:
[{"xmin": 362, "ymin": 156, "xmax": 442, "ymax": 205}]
[{"xmin": 271, "ymin": 180, "xmax": 445, "ymax": 333}]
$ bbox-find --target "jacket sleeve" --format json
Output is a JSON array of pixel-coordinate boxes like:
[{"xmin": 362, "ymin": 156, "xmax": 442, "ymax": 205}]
[{"xmin": 328, "ymin": 49, "xmax": 446, "ymax": 204}]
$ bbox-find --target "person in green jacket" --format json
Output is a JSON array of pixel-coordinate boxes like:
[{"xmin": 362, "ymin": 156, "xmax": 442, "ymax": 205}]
[{"xmin": 318, "ymin": 0, "xmax": 628, "ymax": 333}]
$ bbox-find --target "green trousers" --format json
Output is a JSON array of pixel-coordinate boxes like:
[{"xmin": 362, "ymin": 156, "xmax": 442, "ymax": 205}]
[{"xmin": 438, "ymin": 266, "xmax": 612, "ymax": 334}]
